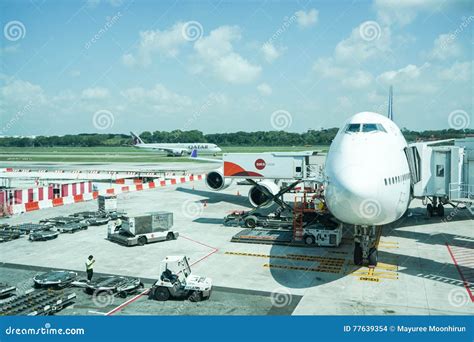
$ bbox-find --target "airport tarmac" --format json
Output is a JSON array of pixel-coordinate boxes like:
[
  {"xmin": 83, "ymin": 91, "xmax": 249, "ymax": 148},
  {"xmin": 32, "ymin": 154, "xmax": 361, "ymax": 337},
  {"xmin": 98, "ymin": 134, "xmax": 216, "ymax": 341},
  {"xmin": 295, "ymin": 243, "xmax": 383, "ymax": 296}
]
[{"xmin": 0, "ymin": 161, "xmax": 472, "ymax": 315}]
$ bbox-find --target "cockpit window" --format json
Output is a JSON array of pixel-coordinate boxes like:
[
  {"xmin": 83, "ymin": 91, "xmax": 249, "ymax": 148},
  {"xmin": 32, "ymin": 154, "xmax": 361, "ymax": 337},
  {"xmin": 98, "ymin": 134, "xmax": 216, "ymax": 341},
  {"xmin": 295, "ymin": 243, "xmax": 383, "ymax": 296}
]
[
  {"xmin": 362, "ymin": 124, "xmax": 377, "ymax": 132},
  {"xmin": 362, "ymin": 123, "xmax": 387, "ymax": 133},
  {"xmin": 345, "ymin": 124, "xmax": 361, "ymax": 133}
]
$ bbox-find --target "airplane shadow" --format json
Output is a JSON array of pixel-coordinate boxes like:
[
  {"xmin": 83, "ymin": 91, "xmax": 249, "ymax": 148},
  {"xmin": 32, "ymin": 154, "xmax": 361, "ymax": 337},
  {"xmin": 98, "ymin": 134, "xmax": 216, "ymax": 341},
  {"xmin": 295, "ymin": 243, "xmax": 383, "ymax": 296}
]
[
  {"xmin": 176, "ymin": 187, "xmax": 252, "ymax": 208},
  {"xmin": 193, "ymin": 217, "xmax": 224, "ymax": 225},
  {"xmin": 267, "ymin": 208, "xmax": 473, "ymax": 289}
]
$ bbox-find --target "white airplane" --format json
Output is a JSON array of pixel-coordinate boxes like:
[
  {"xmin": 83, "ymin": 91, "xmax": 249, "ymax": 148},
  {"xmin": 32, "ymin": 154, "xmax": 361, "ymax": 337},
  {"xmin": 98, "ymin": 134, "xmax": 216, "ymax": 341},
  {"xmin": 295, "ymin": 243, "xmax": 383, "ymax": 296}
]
[
  {"xmin": 324, "ymin": 95, "xmax": 412, "ymax": 265},
  {"xmin": 130, "ymin": 132, "xmax": 221, "ymax": 157},
  {"xmin": 196, "ymin": 87, "xmax": 418, "ymax": 266}
]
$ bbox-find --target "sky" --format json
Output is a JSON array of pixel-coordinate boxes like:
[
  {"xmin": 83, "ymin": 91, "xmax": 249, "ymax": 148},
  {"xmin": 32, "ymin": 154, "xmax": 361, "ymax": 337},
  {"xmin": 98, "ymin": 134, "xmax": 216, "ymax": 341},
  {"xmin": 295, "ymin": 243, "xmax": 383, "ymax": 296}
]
[{"xmin": 0, "ymin": 0, "xmax": 472, "ymax": 136}]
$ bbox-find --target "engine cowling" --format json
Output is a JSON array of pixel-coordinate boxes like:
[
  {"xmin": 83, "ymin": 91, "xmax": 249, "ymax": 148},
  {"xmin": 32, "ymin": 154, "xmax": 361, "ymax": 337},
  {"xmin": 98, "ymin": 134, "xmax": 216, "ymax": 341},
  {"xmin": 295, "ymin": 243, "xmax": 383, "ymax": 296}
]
[
  {"xmin": 248, "ymin": 180, "xmax": 280, "ymax": 208},
  {"xmin": 205, "ymin": 168, "xmax": 233, "ymax": 191}
]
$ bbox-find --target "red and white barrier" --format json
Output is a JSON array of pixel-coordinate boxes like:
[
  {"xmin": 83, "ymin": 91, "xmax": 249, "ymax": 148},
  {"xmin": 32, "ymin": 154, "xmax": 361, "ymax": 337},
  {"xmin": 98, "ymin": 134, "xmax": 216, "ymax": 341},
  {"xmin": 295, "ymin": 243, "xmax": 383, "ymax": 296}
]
[
  {"xmin": 0, "ymin": 168, "xmax": 187, "ymax": 181},
  {"xmin": 6, "ymin": 174, "xmax": 205, "ymax": 215}
]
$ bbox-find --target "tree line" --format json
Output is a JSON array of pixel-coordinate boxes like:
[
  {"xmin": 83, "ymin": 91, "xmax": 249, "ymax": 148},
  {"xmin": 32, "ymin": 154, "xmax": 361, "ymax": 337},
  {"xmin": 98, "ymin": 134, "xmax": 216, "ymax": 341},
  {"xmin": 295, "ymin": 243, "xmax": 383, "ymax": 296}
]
[{"xmin": 0, "ymin": 128, "xmax": 472, "ymax": 147}]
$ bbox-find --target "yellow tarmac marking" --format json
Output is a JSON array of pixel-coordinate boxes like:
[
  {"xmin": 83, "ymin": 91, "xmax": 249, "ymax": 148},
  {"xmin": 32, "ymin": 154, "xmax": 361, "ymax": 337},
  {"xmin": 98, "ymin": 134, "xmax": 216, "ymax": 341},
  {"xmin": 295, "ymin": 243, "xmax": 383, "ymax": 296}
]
[
  {"xmin": 358, "ymin": 276, "xmax": 380, "ymax": 282},
  {"xmin": 263, "ymin": 263, "xmax": 342, "ymax": 274},
  {"xmin": 224, "ymin": 251, "xmax": 346, "ymax": 274},
  {"xmin": 225, "ymin": 251, "xmax": 345, "ymax": 264}
]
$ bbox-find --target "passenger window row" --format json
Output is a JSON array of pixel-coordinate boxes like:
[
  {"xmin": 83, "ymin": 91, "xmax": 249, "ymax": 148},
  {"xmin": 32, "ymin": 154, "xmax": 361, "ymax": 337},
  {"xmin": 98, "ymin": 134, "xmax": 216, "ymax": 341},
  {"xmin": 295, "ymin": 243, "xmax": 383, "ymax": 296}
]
[{"xmin": 384, "ymin": 173, "xmax": 410, "ymax": 186}]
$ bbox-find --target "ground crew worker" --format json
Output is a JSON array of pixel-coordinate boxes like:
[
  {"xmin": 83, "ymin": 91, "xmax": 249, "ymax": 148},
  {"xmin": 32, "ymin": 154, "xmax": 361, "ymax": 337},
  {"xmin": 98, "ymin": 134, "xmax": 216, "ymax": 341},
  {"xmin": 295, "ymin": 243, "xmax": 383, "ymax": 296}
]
[
  {"xmin": 114, "ymin": 218, "xmax": 122, "ymax": 232},
  {"xmin": 85, "ymin": 255, "xmax": 95, "ymax": 282}
]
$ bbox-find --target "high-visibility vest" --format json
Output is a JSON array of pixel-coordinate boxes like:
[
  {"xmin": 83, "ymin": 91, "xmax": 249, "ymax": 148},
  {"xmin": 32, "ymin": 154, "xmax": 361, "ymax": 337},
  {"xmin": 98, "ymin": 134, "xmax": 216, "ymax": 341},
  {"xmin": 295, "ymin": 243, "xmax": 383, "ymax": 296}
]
[{"xmin": 86, "ymin": 260, "xmax": 94, "ymax": 270}]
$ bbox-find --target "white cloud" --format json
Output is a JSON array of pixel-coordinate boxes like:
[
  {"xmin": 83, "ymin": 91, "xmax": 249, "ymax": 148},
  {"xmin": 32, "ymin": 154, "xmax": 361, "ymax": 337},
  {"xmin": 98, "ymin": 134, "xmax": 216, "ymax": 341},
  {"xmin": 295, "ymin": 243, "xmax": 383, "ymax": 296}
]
[
  {"xmin": 377, "ymin": 64, "xmax": 424, "ymax": 83},
  {"xmin": 312, "ymin": 58, "xmax": 373, "ymax": 90},
  {"xmin": 334, "ymin": 24, "xmax": 391, "ymax": 63},
  {"xmin": 261, "ymin": 43, "xmax": 284, "ymax": 63},
  {"xmin": 0, "ymin": 44, "xmax": 19, "ymax": 55},
  {"xmin": 81, "ymin": 87, "xmax": 110, "ymax": 99},
  {"xmin": 342, "ymin": 70, "xmax": 373, "ymax": 89},
  {"xmin": 214, "ymin": 54, "xmax": 261, "ymax": 84},
  {"xmin": 428, "ymin": 33, "xmax": 462, "ymax": 61},
  {"xmin": 121, "ymin": 53, "xmax": 136, "ymax": 67},
  {"xmin": 123, "ymin": 22, "xmax": 187, "ymax": 67},
  {"xmin": 0, "ymin": 79, "xmax": 46, "ymax": 106},
  {"xmin": 295, "ymin": 9, "xmax": 319, "ymax": 28},
  {"xmin": 374, "ymin": 0, "xmax": 444, "ymax": 26},
  {"xmin": 194, "ymin": 25, "xmax": 239, "ymax": 60},
  {"xmin": 121, "ymin": 83, "xmax": 192, "ymax": 113},
  {"xmin": 376, "ymin": 63, "xmax": 438, "ymax": 94},
  {"xmin": 437, "ymin": 61, "xmax": 472, "ymax": 82},
  {"xmin": 312, "ymin": 57, "xmax": 346, "ymax": 79},
  {"xmin": 194, "ymin": 26, "xmax": 261, "ymax": 84},
  {"xmin": 257, "ymin": 83, "xmax": 272, "ymax": 96}
]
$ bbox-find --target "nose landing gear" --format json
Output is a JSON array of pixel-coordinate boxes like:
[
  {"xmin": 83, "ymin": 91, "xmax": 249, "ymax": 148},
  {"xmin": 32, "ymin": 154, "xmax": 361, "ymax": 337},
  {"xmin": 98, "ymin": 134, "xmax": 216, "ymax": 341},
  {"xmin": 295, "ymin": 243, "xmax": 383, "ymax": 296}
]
[
  {"xmin": 353, "ymin": 225, "xmax": 378, "ymax": 267},
  {"xmin": 426, "ymin": 197, "xmax": 445, "ymax": 217}
]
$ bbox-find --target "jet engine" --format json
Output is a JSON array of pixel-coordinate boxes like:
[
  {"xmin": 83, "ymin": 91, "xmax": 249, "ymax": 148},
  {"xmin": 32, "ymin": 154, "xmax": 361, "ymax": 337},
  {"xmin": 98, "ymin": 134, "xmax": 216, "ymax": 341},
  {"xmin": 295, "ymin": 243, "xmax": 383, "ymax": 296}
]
[
  {"xmin": 205, "ymin": 168, "xmax": 233, "ymax": 191},
  {"xmin": 248, "ymin": 180, "xmax": 280, "ymax": 208}
]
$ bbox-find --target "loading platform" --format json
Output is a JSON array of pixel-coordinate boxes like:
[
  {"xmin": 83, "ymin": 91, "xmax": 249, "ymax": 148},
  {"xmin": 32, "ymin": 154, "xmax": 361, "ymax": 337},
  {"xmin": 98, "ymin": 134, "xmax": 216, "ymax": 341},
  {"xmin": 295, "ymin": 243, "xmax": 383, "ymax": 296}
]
[{"xmin": 231, "ymin": 228, "xmax": 297, "ymax": 246}]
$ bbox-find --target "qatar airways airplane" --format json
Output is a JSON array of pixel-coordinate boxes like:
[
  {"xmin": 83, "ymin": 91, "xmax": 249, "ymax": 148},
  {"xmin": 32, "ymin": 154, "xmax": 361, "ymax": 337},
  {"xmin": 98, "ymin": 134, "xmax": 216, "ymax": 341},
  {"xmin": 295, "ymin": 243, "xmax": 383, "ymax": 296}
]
[
  {"xmin": 130, "ymin": 132, "xmax": 221, "ymax": 157},
  {"xmin": 195, "ymin": 88, "xmax": 415, "ymax": 266}
]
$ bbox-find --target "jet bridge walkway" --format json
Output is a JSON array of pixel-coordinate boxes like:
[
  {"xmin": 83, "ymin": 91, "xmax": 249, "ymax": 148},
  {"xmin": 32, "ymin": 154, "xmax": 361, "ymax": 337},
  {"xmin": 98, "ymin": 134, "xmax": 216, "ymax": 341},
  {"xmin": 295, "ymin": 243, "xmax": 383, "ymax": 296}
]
[{"xmin": 409, "ymin": 138, "xmax": 474, "ymax": 216}]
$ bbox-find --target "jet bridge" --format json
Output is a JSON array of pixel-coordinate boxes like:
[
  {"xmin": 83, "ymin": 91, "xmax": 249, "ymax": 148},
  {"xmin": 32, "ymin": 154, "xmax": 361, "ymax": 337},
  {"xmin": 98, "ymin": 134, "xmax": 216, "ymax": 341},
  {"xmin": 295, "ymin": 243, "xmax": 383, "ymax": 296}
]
[{"xmin": 411, "ymin": 138, "xmax": 474, "ymax": 216}]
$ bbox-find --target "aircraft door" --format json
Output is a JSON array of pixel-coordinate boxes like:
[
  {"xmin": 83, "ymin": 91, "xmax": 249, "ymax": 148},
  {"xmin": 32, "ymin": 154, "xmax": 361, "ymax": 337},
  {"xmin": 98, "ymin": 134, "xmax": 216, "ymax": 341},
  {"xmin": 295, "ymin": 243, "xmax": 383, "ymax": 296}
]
[
  {"xmin": 294, "ymin": 159, "xmax": 303, "ymax": 178},
  {"xmin": 433, "ymin": 151, "xmax": 450, "ymax": 196}
]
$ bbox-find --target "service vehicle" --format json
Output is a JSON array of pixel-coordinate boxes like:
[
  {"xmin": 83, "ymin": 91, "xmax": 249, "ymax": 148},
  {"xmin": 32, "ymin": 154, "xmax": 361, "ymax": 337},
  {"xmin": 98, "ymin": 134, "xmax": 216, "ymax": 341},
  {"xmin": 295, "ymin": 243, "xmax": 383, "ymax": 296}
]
[
  {"xmin": 302, "ymin": 222, "xmax": 343, "ymax": 247},
  {"xmin": 149, "ymin": 256, "xmax": 212, "ymax": 302},
  {"xmin": 107, "ymin": 212, "xmax": 177, "ymax": 246}
]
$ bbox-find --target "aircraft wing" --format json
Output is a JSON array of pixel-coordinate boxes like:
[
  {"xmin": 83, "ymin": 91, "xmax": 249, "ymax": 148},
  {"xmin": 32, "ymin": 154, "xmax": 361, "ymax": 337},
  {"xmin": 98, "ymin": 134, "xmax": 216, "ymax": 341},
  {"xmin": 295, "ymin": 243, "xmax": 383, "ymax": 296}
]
[
  {"xmin": 189, "ymin": 149, "xmax": 223, "ymax": 163},
  {"xmin": 161, "ymin": 147, "xmax": 190, "ymax": 155}
]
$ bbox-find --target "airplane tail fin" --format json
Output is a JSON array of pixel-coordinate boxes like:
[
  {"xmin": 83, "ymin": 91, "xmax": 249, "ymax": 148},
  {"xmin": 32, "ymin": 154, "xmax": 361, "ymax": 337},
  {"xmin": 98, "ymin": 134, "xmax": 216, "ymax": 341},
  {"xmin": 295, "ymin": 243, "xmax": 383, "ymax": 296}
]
[
  {"xmin": 388, "ymin": 85, "xmax": 393, "ymax": 121},
  {"xmin": 130, "ymin": 132, "xmax": 144, "ymax": 145}
]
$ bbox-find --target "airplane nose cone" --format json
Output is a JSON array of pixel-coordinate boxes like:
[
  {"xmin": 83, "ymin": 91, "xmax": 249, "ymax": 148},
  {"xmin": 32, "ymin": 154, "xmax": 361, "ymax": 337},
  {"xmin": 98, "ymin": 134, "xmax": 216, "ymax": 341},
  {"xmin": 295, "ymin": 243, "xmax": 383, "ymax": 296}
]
[{"xmin": 325, "ymin": 165, "xmax": 386, "ymax": 225}]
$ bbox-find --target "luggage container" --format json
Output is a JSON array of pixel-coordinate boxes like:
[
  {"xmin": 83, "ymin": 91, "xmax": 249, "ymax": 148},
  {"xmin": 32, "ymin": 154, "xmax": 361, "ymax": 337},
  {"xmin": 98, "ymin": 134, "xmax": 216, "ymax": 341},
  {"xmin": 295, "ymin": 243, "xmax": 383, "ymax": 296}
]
[
  {"xmin": 98, "ymin": 195, "xmax": 117, "ymax": 213},
  {"xmin": 107, "ymin": 212, "xmax": 177, "ymax": 246}
]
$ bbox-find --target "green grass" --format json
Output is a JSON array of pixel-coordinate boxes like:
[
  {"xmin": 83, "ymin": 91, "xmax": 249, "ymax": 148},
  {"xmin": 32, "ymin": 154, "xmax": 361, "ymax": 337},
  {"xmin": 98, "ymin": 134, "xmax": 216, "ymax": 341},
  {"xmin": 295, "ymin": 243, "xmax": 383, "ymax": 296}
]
[{"xmin": 0, "ymin": 145, "xmax": 328, "ymax": 163}]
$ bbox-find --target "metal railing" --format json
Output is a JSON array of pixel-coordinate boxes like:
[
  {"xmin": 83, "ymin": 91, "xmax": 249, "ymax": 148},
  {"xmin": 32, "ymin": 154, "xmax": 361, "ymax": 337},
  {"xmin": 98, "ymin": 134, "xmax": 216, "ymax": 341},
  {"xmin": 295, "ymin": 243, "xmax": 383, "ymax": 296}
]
[{"xmin": 449, "ymin": 183, "xmax": 474, "ymax": 202}]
